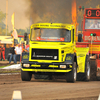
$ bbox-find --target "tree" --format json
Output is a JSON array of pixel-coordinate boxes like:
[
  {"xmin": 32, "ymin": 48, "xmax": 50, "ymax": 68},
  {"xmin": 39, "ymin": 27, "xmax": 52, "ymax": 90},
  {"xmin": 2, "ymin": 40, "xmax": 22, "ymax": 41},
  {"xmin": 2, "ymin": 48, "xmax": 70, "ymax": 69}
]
[
  {"xmin": 10, "ymin": 27, "xmax": 30, "ymax": 36},
  {"xmin": 0, "ymin": 10, "xmax": 6, "ymax": 35}
]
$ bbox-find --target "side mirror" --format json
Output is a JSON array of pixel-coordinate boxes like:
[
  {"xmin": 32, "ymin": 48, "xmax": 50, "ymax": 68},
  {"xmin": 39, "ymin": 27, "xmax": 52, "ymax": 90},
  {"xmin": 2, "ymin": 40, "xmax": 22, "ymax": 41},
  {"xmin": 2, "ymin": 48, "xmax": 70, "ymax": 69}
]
[
  {"xmin": 78, "ymin": 34, "xmax": 82, "ymax": 42},
  {"xmin": 24, "ymin": 33, "xmax": 28, "ymax": 41}
]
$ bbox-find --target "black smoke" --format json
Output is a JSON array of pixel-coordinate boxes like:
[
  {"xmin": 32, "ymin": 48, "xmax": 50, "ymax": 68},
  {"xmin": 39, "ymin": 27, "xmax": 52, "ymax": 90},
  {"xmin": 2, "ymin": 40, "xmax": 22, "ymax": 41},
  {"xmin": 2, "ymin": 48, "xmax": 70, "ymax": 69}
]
[{"xmin": 26, "ymin": 0, "xmax": 100, "ymax": 31}]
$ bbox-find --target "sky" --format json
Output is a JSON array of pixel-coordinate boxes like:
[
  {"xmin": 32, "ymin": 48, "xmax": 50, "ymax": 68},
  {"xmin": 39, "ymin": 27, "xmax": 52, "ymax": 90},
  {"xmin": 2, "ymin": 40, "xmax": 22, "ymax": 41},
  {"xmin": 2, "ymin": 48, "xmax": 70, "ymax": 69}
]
[{"xmin": 0, "ymin": 0, "xmax": 30, "ymax": 32}]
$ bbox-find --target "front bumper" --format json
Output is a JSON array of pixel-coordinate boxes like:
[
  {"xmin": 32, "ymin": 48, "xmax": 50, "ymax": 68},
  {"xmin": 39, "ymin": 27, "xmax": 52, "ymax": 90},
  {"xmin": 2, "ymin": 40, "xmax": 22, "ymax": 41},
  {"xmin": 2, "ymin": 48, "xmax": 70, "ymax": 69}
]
[
  {"xmin": 21, "ymin": 61, "xmax": 72, "ymax": 73},
  {"xmin": 21, "ymin": 68, "xmax": 71, "ymax": 73}
]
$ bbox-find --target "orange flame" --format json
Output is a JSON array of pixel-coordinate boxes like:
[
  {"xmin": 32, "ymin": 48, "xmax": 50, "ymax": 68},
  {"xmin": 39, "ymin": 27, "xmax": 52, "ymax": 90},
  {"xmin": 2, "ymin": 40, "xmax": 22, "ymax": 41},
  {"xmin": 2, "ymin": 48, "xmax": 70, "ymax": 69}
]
[
  {"xmin": 72, "ymin": 0, "xmax": 79, "ymax": 38},
  {"xmin": 72, "ymin": 0, "xmax": 77, "ymax": 24}
]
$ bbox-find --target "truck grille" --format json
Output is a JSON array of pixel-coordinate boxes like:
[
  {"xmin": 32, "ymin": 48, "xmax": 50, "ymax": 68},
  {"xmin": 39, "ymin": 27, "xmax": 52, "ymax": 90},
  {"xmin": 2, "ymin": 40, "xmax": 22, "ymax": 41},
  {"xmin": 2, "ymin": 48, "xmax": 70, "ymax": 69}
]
[{"xmin": 31, "ymin": 49, "xmax": 58, "ymax": 60}]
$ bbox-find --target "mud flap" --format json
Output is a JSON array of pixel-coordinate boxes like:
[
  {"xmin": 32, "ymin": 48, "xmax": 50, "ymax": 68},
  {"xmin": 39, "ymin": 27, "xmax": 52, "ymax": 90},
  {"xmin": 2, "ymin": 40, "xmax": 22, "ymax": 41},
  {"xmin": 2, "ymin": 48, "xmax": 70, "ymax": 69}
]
[
  {"xmin": 77, "ymin": 55, "xmax": 90, "ymax": 81},
  {"xmin": 76, "ymin": 47, "xmax": 89, "ymax": 73}
]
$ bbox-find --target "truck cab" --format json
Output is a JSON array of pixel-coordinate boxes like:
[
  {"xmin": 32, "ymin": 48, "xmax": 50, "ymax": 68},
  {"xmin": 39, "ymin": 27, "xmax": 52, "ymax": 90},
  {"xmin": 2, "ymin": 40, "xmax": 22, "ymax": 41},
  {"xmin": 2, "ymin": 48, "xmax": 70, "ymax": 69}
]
[{"xmin": 21, "ymin": 23, "xmax": 90, "ymax": 82}]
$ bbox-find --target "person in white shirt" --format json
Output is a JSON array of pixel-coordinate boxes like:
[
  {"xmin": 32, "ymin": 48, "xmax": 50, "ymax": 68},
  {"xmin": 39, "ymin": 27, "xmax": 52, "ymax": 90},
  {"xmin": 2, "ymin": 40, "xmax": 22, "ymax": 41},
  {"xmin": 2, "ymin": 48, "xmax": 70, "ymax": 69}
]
[
  {"xmin": 89, "ymin": 20, "xmax": 100, "ymax": 29},
  {"xmin": 15, "ymin": 44, "xmax": 22, "ymax": 62}
]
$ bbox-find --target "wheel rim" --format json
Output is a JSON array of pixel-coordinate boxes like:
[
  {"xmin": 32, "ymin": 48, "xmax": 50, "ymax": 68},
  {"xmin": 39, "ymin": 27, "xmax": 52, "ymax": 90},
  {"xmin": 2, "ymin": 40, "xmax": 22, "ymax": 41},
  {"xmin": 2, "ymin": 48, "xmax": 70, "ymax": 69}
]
[
  {"xmin": 87, "ymin": 62, "xmax": 90, "ymax": 79},
  {"xmin": 74, "ymin": 67, "xmax": 76, "ymax": 81}
]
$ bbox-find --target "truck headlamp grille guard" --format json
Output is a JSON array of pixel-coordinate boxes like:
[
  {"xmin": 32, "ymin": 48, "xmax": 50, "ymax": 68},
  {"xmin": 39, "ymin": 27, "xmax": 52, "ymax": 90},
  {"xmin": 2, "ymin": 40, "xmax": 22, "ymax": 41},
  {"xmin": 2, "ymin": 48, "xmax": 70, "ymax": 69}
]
[{"xmin": 31, "ymin": 49, "xmax": 59, "ymax": 60}]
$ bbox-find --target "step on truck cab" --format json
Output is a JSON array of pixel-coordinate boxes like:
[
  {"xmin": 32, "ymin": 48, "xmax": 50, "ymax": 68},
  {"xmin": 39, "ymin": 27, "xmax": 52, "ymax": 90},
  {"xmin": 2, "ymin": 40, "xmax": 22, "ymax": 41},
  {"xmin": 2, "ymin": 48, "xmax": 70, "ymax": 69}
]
[{"xmin": 21, "ymin": 23, "xmax": 90, "ymax": 82}]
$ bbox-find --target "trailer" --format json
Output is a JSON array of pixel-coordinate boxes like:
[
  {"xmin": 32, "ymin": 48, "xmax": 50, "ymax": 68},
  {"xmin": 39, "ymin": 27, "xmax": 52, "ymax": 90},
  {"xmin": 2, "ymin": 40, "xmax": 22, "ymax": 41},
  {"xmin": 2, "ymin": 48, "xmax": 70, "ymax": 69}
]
[{"xmin": 77, "ymin": 8, "xmax": 100, "ymax": 80}]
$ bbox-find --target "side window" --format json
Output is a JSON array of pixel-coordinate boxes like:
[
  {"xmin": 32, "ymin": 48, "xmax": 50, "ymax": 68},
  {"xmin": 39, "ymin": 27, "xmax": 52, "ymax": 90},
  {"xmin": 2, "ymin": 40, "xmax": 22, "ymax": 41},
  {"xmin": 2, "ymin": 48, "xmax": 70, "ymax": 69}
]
[{"xmin": 72, "ymin": 29, "xmax": 74, "ymax": 43}]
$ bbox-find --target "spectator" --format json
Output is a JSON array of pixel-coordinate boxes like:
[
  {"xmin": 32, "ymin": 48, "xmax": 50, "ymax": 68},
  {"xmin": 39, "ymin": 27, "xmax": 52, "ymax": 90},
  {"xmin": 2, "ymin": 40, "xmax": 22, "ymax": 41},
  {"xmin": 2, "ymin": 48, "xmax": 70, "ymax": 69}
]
[
  {"xmin": 25, "ymin": 44, "xmax": 29, "ymax": 52},
  {"xmin": 21, "ymin": 42, "xmax": 25, "ymax": 52},
  {"xmin": 0, "ymin": 45, "xmax": 1, "ymax": 60},
  {"xmin": 1, "ymin": 44, "xmax": 5, "ymax": 61},
  {"xmin": 9, "ymin": 44, "xmax": 17, "ymax": 64},
  {"xmin": 15, "ymin": 44, "xmax": 22, "ymax": 62}
]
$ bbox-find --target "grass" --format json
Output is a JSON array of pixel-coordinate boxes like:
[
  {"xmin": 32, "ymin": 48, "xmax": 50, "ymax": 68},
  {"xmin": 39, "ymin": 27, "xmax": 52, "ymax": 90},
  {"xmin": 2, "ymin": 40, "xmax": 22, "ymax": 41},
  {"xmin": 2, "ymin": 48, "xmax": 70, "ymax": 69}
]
[
  {"xmin": 0, "ymin": 65, "xmax": 11, "ymax": 69},
  {"xmin": 0, "ymin": 70, "xmax": 21, "ymax": 73}
]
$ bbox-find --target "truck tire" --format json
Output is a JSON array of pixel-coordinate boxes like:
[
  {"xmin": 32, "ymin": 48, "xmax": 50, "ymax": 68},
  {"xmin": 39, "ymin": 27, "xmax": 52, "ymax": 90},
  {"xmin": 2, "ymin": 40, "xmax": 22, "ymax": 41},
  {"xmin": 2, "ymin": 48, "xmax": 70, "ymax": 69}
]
[
  {"xmin": 21, "ymin": 70, "xmax": 32, "ymax": 81},
  {"xmin": 90, "ymin": 60, "xmax": 97, "ymax": 81},
  {"xmin": 97, "ymin": 76, "xmax": 100, "ymax": 81},
  {"xmin": 84, "ymin": 57, "xmax": 90, "ymax": 81},
  {"xmin": 66, "ymin": 62, "xmax": 77, "ymax": 83},
  {"xmin": 77, "ymin": 56, "xmax": 90, "ymax": 81}
]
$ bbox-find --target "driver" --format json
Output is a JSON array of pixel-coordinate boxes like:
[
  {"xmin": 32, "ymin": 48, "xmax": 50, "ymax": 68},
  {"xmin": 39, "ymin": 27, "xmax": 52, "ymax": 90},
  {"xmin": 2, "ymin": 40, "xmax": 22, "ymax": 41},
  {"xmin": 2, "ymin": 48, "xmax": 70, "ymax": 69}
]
[{"xmin": 62, "ymin": 30, "xmax": 70, "ymax": 42}]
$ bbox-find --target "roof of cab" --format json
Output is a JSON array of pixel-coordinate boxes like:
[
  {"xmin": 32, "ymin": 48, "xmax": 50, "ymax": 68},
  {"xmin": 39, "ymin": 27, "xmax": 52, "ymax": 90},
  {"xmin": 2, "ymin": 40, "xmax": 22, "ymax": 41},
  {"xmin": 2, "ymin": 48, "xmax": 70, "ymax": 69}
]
[{"xmin": 31, "ymin": 23, "xmax": 75, "ymax": 30}]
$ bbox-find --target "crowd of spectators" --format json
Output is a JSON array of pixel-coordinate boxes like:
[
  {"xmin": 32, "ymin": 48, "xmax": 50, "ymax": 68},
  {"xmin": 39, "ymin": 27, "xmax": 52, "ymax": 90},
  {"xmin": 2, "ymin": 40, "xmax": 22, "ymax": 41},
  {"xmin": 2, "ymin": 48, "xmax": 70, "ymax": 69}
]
[
  {"xmin": 9, "ymin": 43, "xmax": 29, "ymax": 64},
  {"xmin": 0, "ymin": 29, "xmax": 29, "ymax": 64},
  {"xmin": 0, "ymin": 42, "xmax": 29, "ymax": 64}
]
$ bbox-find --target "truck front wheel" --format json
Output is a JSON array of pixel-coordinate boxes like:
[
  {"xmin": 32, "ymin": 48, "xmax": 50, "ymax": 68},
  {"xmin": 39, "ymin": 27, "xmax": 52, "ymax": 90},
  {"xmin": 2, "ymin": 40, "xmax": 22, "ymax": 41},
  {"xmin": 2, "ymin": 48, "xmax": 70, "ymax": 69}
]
[
  {"xmin": 66, "ymin": 62, "xmax": 77, "ymax": 83},
  {"xmin": 84, "ymin": 57, "xmax": 90, "ymax": 81},
  {"xmin": 21, "ymin": 70, "xmax": 32, "ymax": 81}
]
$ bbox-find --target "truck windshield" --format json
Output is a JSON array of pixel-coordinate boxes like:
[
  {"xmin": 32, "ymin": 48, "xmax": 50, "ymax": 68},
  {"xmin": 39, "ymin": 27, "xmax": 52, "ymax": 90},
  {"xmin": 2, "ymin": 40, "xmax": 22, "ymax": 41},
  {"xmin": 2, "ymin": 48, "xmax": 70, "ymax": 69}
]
[
  {"xmin": 31, "ymin": 28, "xmax": 71, "ymax": 42},
  {"xmin": 85, "ymin": 19, "xmax": 100, "ymax": 29}
]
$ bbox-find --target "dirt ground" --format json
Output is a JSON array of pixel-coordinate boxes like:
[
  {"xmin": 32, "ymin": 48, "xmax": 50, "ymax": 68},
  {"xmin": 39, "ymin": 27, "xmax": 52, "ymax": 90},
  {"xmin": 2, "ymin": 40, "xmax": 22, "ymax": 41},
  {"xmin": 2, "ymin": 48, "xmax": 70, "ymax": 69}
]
[
  {"xmin": 0, "ymin": 60, "xmax": 100, "ymax": 100},
  {"xmin": 0, "ymin": 74, "xmax": 100, "ymax": 100}
]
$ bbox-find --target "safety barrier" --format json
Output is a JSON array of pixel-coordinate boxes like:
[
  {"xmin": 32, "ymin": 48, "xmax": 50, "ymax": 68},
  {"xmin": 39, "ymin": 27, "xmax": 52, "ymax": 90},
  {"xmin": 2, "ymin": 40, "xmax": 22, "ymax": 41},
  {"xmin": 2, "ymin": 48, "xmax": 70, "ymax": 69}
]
[{"xmin": 11, "ymin": 90, "xmax": 22, "ymax": 100}]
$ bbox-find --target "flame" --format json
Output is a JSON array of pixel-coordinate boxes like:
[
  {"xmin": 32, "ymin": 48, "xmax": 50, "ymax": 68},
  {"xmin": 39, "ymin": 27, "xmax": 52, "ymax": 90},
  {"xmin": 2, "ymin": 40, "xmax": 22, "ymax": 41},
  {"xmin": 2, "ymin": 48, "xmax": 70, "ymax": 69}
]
[
  {"xmin": 72, "ymin": 0, "xmax": 79, "ymax": 38},
  {"xmin": 72, "ymin": 0, "xmax": 77, "ymax": 24},
  {"xmin": 11, "ymin": 12, "xmax": 15, "ymax": 30}
]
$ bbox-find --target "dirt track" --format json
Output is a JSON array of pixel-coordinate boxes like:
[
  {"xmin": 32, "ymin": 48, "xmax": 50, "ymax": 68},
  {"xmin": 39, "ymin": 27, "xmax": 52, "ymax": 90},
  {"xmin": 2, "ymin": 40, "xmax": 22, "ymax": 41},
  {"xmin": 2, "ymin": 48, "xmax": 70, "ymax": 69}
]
[
  {"xmin": 0, "ymin": 60, "xmax": 100, "ymax": 100},
  {"xmin": 0, "ymin": 73, "xmax": 100, "ymax": 100}
]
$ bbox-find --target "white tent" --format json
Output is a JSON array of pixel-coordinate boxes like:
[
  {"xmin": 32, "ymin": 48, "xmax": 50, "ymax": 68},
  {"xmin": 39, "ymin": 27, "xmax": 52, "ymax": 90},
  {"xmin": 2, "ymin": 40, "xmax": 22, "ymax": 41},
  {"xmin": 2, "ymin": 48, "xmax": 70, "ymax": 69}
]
[{"xmin": 0, "ymin": 36, "xmax": 13, "ymax": 44}]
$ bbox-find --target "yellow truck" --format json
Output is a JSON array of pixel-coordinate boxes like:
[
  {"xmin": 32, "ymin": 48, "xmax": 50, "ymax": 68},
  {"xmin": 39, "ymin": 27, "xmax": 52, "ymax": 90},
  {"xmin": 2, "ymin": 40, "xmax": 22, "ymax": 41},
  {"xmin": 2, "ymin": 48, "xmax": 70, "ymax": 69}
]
[{"xmin": 21, "ymin": 23, "xmax": 90, "ymax": 82}]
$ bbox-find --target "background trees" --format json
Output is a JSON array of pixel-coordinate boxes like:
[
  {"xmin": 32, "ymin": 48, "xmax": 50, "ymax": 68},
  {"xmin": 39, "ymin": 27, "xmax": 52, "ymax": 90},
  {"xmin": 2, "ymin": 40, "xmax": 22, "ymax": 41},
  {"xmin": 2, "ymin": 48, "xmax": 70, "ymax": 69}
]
[{"xmin": 0, "ymin": 10, "xmax": 30, "ymax": 36}]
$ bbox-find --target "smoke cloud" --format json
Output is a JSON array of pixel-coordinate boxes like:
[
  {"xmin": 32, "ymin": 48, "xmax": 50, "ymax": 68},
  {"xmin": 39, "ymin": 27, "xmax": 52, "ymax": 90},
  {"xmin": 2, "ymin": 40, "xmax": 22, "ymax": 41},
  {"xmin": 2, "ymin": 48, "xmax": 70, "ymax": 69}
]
[
  {"xmin": 26, "ymin": 0, "xmax": 100, "ymax": 30},
  {"xmin": 26, "ymin": 0, "xmax": 72, "ymax": 23}
]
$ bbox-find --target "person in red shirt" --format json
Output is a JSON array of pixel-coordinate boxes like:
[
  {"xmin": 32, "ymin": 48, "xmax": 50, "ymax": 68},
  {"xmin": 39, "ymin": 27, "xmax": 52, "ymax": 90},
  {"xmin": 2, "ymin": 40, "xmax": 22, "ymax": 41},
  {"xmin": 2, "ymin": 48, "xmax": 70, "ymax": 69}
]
[
  {"xmin": 0, "ymin": 45, "xmax": 5, "ymax": 61},
  {"xmin": 21, "ymin": 42, "xmax": 25, "ymax": 52},
  {"xmin": 0, "ymin": 46, "xmax": 1, "ymax": 60}
]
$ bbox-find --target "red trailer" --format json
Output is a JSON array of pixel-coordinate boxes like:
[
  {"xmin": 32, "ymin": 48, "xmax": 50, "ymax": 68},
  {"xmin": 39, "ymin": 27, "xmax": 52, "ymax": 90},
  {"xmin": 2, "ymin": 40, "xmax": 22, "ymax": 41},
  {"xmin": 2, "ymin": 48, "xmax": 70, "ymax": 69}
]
[{"xmin": 77, "ymin": 8, "xmax": 100, "ymax": 80}]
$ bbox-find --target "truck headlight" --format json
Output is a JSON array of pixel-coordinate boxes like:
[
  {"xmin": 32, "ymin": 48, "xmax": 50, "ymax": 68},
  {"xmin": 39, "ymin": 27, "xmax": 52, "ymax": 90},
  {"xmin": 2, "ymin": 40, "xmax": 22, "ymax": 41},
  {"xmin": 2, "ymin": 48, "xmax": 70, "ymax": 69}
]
[
  {"xmin": 60, "ymin": 65, "xmax": 66, "ymax": 68},
  {"xmin": 23, "ymin": 64, "xmax": 30, "ymax": 67}
]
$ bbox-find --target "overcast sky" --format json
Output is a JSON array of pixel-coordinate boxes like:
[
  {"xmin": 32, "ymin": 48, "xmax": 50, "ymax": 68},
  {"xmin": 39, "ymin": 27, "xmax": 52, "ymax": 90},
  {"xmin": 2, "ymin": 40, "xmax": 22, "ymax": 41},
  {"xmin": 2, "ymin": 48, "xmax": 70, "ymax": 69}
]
[{"xmin": 0, "ymin": 0, "xmax": 29, "ymax": 32}]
